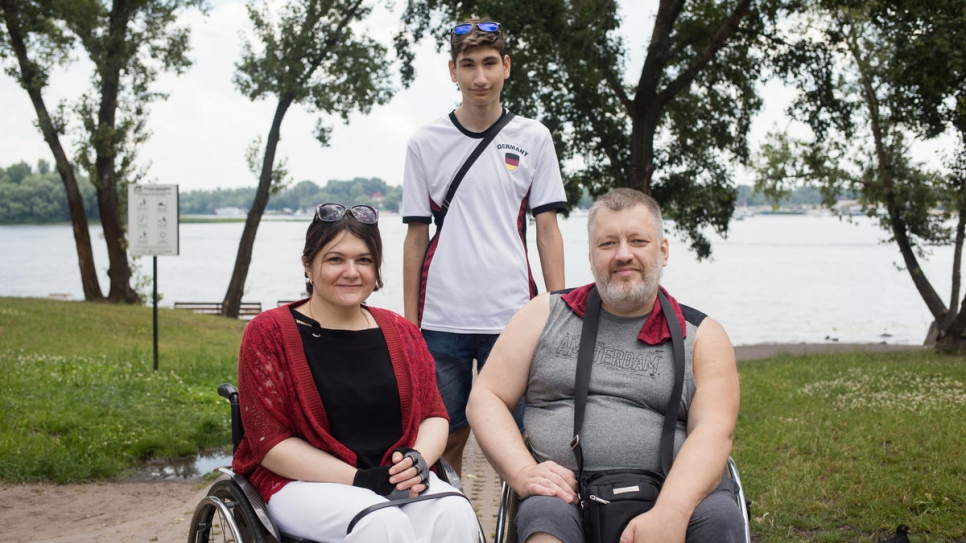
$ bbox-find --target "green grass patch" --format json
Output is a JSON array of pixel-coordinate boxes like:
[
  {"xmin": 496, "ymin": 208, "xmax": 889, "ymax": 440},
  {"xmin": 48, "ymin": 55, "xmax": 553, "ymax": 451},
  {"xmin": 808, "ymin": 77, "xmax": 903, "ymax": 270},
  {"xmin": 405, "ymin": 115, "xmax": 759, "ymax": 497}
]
[
  {"xmin": 0, "ymin": 296, "xmax": 246, "ymax": 483},
  {"xmin": 736, "ymin": 351, "xmax": 966, "ymax": 542}
]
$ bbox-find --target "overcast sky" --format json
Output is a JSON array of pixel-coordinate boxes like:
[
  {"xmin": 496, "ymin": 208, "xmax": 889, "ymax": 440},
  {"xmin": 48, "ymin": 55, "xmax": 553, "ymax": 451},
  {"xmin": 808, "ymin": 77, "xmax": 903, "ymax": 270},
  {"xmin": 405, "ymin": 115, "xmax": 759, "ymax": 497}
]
[{"xmin": 3, "ymin": 0, "xmax": 945, "ymax": 194}]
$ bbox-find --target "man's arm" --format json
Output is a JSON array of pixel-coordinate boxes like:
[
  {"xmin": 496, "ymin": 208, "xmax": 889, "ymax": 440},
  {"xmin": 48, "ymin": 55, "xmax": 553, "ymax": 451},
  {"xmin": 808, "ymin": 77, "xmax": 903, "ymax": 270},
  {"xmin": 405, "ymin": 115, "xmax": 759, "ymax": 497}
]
[
  {"xmin": 534, "ymin": 210, "xmax": 565, "ymax": 292},
  {"xmin": 466, "ymin": 294, "xmax": 578, "ymax": 503},
  {"xmin": 403, "ymin": 222, "xmax": 430, "ymax": 325},
  {"xmin": 621, "ymin": 317, "xmax": 740, "ymax": 543}
]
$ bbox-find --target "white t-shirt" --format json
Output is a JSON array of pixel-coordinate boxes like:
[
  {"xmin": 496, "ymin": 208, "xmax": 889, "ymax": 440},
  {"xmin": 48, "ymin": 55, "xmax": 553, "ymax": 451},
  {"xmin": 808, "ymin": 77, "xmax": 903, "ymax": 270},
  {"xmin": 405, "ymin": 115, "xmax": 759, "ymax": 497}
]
[{"xmin": 401, "ymin": 110, "xmax": 567, "ymax": 334}]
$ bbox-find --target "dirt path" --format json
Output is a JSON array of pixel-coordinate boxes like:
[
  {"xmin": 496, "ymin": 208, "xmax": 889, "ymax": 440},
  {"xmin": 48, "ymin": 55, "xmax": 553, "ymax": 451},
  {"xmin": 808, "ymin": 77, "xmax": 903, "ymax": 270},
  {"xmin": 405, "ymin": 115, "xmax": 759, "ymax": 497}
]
[
  {"xmin": 0, "ymin": 343, "xmax": 926, "ymax": 542},
  {"xmin": 0, "ymin": 481, "xmax": 210, "ymax": 543},
  {"xmin": 0, "ymin": 434, "xmax": 503, "ymax": 543}
]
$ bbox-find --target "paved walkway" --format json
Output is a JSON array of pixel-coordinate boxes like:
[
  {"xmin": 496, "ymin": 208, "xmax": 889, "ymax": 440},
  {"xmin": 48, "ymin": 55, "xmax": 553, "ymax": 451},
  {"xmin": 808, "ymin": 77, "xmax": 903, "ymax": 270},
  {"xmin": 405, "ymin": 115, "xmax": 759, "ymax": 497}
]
[{"xmin": 462, "ymin": 431, "xmax": 504, "ymax": 541}]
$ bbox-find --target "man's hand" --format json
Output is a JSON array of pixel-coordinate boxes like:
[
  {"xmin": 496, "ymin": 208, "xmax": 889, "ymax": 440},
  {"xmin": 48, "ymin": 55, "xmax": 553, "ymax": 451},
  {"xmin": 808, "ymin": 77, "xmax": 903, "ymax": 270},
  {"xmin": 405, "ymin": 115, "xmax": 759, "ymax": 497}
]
[
  {"xmin": 619, "ymin": 504, "xmax": 689, "ymax": 543},
  {"xmin": 513, "ymin": 461, "xmax": 578, "ymax": 503}
]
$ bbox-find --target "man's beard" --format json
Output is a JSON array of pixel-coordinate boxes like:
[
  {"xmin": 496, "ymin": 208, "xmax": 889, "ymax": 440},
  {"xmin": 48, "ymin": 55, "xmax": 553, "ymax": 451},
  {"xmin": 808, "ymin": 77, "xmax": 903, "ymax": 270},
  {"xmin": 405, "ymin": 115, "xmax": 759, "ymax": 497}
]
[{"xmin": 592, "ymin": 263, "xmax": 662, "ymax": 314}]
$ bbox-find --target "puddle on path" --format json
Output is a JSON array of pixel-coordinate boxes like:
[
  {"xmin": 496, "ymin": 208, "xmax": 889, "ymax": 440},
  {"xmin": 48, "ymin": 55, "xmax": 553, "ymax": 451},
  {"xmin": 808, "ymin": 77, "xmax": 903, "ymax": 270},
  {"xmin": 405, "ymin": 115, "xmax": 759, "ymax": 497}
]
[{"xmin": 126, "ymin": 448, "xmax": 233, "ymax": 482}]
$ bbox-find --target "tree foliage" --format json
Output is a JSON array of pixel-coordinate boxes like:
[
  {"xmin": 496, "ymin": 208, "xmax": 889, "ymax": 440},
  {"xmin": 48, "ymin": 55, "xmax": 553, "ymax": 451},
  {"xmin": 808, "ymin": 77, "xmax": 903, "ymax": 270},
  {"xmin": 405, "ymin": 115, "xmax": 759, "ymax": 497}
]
[
  {"xmin": 222, "ymin": 0, "xmax": 401, "ymax": 317},
  {"xmin": 0, "ymin": 160, "xmax": 99, "ymax": 224},
  {"xmin": 1, "ymin": 0, "xmax": 206, "ymax": 303},
  {"xmin": 754, "ymin": 0, "xmax": 966, "ymax": 351},
  {"xmin": 398, "ymin": 0, "xmax": 790, "ymax": 257},
  {"xmin": 1, "ymin": 0, "xmax": 103, "ymax": 300},
  {"xmin": 179, "ymin": 177, "xmax": 402, "ymax": 215}
]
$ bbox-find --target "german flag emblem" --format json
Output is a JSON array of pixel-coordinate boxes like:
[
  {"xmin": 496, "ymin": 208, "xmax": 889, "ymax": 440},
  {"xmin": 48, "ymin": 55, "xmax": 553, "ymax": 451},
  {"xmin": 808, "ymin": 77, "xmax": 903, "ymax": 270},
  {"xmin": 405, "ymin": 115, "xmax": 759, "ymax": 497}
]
[{"xmin": 505, "ymin": 153, "xmax": 520, "ymax": 172}]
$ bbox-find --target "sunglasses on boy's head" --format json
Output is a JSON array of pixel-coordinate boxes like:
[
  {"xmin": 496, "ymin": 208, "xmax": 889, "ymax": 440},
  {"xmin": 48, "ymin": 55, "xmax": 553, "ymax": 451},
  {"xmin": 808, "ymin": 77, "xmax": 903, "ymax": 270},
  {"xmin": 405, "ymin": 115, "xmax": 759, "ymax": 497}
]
[
  {"xmin": 314, "ymin": 203, "xmax": 379, "ymax": 224},
  {"xmin": 452, "ymin": 21, "xmax": 501, "ymax": 35}
]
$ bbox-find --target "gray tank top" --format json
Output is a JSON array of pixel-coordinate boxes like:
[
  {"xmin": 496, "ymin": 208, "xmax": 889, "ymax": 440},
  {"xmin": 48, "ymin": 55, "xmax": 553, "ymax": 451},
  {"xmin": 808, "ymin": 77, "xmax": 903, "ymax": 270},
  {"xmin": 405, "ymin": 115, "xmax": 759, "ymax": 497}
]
[{"xmin": 524, "ymin": 293, "xmax": 701, "ymax": 473}]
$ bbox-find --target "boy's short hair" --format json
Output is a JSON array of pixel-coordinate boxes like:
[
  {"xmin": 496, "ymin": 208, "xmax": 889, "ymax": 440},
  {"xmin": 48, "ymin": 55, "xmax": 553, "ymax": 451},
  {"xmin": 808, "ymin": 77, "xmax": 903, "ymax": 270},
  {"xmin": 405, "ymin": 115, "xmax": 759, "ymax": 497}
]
[{"xmin": 450, "ymin": 17, "xmax": 506, "ymax": 63}]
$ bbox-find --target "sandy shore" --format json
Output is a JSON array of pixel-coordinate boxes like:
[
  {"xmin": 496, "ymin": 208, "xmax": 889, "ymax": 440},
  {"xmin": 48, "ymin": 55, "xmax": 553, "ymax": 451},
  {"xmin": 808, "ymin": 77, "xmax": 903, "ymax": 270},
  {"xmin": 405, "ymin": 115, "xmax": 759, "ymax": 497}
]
[{"xmin": 0, "ymin": 342, "xmax": 928, "ymax": 543}]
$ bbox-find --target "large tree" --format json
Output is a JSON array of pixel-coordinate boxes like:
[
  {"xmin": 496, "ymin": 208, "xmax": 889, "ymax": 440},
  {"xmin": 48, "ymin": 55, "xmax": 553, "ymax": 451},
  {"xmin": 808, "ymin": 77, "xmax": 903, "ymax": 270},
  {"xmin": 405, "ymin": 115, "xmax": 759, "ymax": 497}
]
[
  {"xmin": 221, "ymin": 0, "xmax": 397, "ymax": 318},
  {"xmin": 398, "ymin": 0, "xmax": 788, "ymax": 257},
  {"xmin": 1, "ymin": 0, "xmax": 205, "ymax": 303},
  {"xmin": 754, "ymin": 0, "xmax": 966, "ymax": 351},
  {"xmin": 1, "ymin": 0, "xmax": 103, "ymax": 301},
  {"xmin": 67, "ymin": 0, "xmax": 205, "ymax": 303}
]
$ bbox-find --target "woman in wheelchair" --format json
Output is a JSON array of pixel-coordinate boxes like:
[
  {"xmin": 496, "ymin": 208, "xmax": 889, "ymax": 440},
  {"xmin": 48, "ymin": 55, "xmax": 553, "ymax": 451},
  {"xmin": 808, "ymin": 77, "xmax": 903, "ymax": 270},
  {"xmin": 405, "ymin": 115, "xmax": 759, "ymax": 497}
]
[{"xmin": 232, "ymin": 203, "xmax": 479, "ymax": 542}]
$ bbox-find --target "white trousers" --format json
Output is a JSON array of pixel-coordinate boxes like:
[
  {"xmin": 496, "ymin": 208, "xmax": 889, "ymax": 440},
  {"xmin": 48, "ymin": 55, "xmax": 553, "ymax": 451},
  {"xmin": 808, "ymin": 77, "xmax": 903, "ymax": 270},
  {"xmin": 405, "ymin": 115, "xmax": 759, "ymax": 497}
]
[{"xmin": 266, "ymin": 472, "xmax": 479, "ymax": 543}]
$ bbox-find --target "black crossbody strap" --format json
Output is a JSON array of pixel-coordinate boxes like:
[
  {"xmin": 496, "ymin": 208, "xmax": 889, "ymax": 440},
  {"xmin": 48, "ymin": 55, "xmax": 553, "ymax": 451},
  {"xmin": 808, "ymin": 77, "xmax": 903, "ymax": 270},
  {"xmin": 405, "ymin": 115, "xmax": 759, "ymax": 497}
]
[
  {"xmin": 437, "ymin": 110, "xmax": 516, "ymax": 227},
  {"xmin": 571, "ymin": 287, "xmax": 685, "ymax": 480},
  {"xmin": 571, "ymin": 286, "xmax": 602, "ymax": 478},
  {"xmin": 346, "ymin": 491, "xmax": 468, "ymax": 534},
  {"xmin": 657, "ymin": 289, "xmax": 685, "ymax": 477}
]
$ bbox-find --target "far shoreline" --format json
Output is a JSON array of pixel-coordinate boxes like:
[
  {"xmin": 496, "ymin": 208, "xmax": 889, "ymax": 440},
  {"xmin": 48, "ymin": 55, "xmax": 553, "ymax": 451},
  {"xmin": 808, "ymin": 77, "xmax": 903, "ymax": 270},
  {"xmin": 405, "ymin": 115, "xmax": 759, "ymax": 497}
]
[{"xmin": 734, "ymin": 342, "xmax": 929, "ymax": 361}]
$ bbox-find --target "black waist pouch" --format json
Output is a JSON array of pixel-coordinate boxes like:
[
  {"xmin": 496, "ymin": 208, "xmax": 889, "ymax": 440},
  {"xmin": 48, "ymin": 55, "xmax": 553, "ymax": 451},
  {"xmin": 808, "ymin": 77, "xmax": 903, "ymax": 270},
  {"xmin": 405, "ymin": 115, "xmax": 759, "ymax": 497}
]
[{"xmin": 580, "ymin": 468, "xmax": 664, "ymax": 543}]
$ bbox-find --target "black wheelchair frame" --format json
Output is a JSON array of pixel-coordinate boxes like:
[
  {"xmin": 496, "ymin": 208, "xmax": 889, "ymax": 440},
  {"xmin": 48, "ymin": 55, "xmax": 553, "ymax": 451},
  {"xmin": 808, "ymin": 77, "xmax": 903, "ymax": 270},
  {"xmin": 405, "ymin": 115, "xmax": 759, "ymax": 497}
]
[{"xmin": 186, "ymin": 383, "xmax": 480, "ymax": 543}]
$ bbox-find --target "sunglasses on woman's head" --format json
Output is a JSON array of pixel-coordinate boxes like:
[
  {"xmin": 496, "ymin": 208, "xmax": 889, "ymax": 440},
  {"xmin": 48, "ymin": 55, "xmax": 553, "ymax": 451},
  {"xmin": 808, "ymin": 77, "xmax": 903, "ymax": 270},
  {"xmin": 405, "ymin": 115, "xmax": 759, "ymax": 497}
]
[
  {"xmin": 314, "ymin": 203, "xmax": 379, "ymax": 224},
  {"xmin": 452, "ymin": 22, "xmax": 501, "ymax": 35}
]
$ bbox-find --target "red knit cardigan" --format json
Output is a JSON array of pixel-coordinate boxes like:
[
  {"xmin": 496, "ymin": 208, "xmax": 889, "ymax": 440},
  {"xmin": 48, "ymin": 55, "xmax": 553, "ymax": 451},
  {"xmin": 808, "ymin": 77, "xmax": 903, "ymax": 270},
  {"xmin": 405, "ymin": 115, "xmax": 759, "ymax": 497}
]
[{"xmin": 231, "ymin": 301, "xmax": 448, "ymax": 503}]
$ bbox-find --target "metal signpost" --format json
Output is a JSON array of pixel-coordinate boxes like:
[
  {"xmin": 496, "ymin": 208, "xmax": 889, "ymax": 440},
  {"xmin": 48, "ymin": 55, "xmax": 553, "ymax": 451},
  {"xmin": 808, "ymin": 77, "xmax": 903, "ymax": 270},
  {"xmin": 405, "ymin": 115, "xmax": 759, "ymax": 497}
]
[{"xmin": 128, "ymin": 184, "xmax": 179, "ymax": 371}]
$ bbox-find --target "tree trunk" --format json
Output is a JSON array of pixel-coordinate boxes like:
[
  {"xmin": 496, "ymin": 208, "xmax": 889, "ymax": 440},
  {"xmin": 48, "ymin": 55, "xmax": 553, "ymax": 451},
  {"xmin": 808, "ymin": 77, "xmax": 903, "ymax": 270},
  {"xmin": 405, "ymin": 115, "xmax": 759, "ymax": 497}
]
[
  {"xmin": 934, "ymin": 190, "xmax": 966, "ymax": 350},
  {"xmin": 628, "ymin": 115, "xmax": 658, "ymax": 194},
  {"xmin": 222, "ymin": 96, "xmax": 294, "ymax": 318},
  {"xmin": 848, "ymin": 30, "xmax": 949, "ymax": 337},
  {"xmin": 2, "ymin": 0, "xmax": 104, "ymax": 301},
  {"xmin": 935, "ymin": 316, "xmax": 966, "ymax": 354},
  {"xmin": 96, "ymin": 0, "xmax": 139, "ymax": 304},
  {"xmin": 626, "ymin": 0, "xmax": 752, "ymax": 195}
]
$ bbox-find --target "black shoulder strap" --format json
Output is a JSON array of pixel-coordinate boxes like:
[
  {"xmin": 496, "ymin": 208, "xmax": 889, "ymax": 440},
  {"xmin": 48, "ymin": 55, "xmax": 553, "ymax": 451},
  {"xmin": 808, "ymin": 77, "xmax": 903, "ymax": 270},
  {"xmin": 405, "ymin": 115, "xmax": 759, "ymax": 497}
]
[
  {"xmin": 437, "ymin": 110, "xmax": 516, "ymax": 226},
  {"xmin": 657, "ymin": 289, "xmax": 685, "ymax": 476},
  {"xmin": 571, "ymin": 286, "xmax": 601, "ymax": 479},
  {"xmin": 572, "ymin": 287, "xmax": 685, "ymax": 480}
]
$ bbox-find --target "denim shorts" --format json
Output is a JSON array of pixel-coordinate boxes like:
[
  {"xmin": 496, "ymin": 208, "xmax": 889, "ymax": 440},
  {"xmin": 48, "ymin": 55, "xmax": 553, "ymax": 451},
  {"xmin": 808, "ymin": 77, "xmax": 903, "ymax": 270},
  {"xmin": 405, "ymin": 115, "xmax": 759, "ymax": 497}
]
[{"xmin": 422, "ymin": 330, "xmax": 524, "ymax": 431}]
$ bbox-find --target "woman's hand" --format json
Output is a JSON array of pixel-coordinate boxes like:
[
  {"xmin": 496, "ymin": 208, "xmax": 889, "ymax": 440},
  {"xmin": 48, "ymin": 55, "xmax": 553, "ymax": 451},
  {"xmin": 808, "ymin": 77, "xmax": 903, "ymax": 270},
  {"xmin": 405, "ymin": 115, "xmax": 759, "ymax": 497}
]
[{"xmin": 389, "ymin": 448, "xmax": 430, "ymax": 497}]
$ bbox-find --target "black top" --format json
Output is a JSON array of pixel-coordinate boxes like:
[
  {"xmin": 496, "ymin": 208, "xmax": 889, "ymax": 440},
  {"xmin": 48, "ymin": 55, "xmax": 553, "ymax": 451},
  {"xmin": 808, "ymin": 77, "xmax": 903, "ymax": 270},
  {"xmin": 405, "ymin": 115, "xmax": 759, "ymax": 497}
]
[{"xmin": 291, "ymin": 308, "xmax": 403, "ymax": 469}]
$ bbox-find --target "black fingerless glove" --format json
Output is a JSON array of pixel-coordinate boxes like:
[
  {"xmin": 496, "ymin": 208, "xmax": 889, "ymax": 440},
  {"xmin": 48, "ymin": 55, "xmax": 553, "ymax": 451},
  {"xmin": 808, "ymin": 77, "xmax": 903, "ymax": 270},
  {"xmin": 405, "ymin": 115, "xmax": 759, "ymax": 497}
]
[
  {"xmin": 393, "ymin": 447, "xmax": 429, "ymax": 485},
  {"xmin": 352, "ymin": 465, "xmax": 395, "ymax": 496}
]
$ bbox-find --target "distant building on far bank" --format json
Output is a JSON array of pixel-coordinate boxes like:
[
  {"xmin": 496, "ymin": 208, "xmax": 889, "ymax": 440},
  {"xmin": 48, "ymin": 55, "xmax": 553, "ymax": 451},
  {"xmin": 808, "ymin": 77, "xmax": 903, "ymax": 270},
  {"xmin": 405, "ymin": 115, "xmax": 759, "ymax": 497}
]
[{"xmin": 213, "ymin": 207, "xmax": 248, "ymax": 218}]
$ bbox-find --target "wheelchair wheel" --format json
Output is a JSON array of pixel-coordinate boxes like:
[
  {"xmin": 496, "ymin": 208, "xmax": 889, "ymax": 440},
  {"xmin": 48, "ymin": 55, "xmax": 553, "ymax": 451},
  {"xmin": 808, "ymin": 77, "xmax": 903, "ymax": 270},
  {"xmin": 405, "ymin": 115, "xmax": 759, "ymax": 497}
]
[{"xmin": 188, "ymin": 479, "xmax": 270, "ymax": 543}]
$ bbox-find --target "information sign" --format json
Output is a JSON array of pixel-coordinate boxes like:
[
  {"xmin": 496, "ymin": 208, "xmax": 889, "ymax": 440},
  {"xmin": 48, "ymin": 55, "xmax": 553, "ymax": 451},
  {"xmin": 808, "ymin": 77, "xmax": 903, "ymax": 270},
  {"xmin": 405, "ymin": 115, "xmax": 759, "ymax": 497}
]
[{"xmin": 128, "ymin": 184, "xmax": 179, "ymax": 256}]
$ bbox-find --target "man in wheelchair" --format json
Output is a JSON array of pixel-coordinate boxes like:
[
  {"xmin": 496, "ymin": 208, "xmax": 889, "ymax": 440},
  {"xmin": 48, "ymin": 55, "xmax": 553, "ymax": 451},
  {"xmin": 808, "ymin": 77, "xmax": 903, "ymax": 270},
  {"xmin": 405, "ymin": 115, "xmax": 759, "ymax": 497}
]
[
  {"xmin": 467, "ymin": 189, "xmax": 746, "ymax": 543},
  {"xmin": 230, "ymin": 203, "xmax": 479, "ymax": 542}
]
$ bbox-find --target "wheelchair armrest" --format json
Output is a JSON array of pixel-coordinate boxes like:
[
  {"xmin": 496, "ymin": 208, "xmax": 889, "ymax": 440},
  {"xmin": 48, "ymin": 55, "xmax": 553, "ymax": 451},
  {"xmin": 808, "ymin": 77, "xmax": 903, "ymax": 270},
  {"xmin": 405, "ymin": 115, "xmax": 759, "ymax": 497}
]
[
  {"xmin": 218, "ymin": 468, "xmax": 282, "ymax": 543},
  {"xmin": 434, "ymin": 457, "xmax": 463, "ymax": 492}
]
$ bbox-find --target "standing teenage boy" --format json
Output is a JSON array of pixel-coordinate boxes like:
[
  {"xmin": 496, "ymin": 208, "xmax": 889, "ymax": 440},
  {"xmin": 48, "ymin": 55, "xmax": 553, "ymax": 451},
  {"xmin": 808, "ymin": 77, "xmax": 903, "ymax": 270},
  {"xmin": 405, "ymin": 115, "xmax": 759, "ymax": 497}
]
[{"xmin": 401, "ymin": 18, "xmax": 568, "ymax": 474}]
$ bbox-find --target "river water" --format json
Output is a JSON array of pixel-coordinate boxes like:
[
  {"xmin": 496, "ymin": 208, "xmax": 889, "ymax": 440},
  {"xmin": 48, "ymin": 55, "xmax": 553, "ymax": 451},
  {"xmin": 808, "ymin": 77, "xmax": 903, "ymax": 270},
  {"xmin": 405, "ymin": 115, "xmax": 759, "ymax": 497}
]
[{"xmin": 0, "ymin": 213, "xmax": 953, "ymax": 346}]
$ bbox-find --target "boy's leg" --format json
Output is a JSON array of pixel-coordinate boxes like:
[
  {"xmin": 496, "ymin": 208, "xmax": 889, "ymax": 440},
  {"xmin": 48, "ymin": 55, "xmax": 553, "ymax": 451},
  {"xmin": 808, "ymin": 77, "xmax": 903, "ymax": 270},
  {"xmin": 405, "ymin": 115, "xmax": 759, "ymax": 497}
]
[{"xmin": 422, "ymin": 330, "xmax": 475, "ymax": 474}]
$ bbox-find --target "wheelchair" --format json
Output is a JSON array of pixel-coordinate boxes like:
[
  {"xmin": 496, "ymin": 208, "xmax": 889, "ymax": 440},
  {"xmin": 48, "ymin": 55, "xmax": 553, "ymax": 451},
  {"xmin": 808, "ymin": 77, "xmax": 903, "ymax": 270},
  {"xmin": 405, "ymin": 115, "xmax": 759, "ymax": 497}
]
[
  {"xmin": 186, "ymin": 383, "xmax": 483, "ymax": 543},
  {"xmin": 492, "ymin": 457, "xmax": 752, "ymax": 543}
]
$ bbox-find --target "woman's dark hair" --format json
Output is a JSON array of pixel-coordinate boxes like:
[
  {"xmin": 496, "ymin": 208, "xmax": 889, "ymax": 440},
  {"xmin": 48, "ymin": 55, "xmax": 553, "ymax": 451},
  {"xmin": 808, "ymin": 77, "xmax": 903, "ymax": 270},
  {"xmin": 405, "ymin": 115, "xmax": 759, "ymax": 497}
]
[{"xmin": 302, "ymin": 215, "xmax": 384, "ymax": 295}]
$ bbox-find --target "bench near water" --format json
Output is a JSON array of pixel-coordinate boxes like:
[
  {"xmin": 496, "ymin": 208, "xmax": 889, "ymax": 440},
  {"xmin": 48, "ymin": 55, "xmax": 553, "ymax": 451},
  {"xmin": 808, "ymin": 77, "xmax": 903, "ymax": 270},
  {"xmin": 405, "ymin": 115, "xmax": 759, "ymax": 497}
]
[{"xmin": 173, "ymin": 301, "xmax": 262, "ymax": 319}]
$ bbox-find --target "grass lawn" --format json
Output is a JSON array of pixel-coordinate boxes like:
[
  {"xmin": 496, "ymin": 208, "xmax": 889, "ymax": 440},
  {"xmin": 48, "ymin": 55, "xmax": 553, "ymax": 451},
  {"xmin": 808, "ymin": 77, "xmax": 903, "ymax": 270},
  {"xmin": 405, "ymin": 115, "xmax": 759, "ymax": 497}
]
[
  {"xmin": 0, "ymin": 296, "xmax": 245, "ymax": 482},
  {"xmin": 1, "ymin": 296, "xmax": 964, "ymax": 541},
  {"xmin": 737, "ymin": 350, "xmax": 966, "ymax": 542}
]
